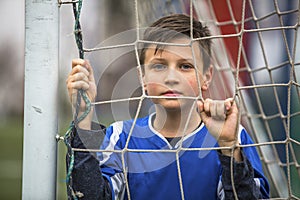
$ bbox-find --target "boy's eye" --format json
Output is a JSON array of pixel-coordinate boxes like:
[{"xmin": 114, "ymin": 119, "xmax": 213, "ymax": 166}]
[
  {"xmin": 180, "ymin": 64, "xmax": 194, "ymax": 70},
  {"xmin": 151, "ymin": 63, "xmax": 167, "ymax": 71}
]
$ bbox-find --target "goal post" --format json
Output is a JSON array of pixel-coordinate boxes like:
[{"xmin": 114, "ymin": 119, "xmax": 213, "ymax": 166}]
[{"xmin": 22, "ymin": 0, "xmax": 59, "ymax": 199}]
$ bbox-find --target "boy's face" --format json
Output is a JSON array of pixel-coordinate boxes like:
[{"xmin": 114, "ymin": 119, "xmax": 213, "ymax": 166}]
[{"xmin": 143, "ymin": 37, "xmax": 212, "ymax": 110}]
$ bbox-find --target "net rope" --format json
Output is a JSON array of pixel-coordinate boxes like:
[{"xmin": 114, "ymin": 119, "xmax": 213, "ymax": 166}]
[
  {"xmin": 63, "ymin": 1, "xmax": 91, "ymax": 199},
  {"xmin": 59, "ymin": 0, "xmax": 300, "ymax": 199}
]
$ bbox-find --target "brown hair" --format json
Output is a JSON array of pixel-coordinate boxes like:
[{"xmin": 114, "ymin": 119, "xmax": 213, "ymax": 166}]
[{"xmin": 139, "ymin": 14, "xmax": 212, "ymax": 72}]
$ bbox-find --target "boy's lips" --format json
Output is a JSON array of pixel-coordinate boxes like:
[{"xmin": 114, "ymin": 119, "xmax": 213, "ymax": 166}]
[{"xmin": 161, "ymin": 90, "xmax": 182, "ymax": 97}]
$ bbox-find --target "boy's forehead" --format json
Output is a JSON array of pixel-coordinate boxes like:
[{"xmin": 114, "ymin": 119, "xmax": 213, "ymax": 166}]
[{"xmin": 144, "ymin": 39, "xmax": 203, "ymax": 62}]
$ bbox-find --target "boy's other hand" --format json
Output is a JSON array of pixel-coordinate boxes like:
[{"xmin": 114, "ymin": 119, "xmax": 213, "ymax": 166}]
[
  {"xmin": 66, "ymin": 59, "xmax": 97, "ymax": 112},
  {"xmin": 198, "ymin": 98, "xmax": 242, "ymax": 160},
  {"xmin": 197, "ymin": 98, "xmax": 239, "ymax": 146}
]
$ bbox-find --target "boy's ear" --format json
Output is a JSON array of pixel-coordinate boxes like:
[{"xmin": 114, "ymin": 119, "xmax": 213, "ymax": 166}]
[{"xmin": 201, "ymin": 65, "xmax": 213, "ymax": 91}]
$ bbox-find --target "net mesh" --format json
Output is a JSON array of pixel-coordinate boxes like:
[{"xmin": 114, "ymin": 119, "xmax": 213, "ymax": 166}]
[{"xmin": 59, "ymin": 0, "xmax": 300, "ymax": 199}]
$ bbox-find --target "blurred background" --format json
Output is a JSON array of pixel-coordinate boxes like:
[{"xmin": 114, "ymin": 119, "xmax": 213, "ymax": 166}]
[
  {"xmin": 0, "ymin": 0, "xmax": 24, "ymax": 199},
  {"xmin": 1, "ymin": 0, "xmax": 299, "ymax": 199}
]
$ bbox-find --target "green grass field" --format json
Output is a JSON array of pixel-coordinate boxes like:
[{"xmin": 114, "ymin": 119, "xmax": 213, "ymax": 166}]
[
  {"xmin": 0, "ymin": 116, "xmax": 69, "ymax": 200},
  {"xmin": 0, "ymin": 117, "xmax": 23, "ymax": 199}
]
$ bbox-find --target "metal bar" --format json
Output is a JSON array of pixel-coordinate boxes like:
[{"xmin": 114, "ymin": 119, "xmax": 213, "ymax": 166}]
[{"xmin": 23, "ymin": 0, "xmax": 59, "ymax": 199}]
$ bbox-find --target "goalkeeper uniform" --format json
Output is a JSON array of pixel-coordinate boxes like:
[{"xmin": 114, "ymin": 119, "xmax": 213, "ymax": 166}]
[{"xmin": 67, "ymin": 113, "xmax": 269, "ymax": 200}]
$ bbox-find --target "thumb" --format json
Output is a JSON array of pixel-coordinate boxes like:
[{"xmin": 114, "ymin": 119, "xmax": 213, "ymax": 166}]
[{"xmin": 197, "ymin": 100, "xmax": 209, "ymax": 124}]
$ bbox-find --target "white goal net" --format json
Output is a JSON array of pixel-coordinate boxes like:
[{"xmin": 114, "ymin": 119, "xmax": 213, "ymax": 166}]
[{"xmin": 59, "ymin": 0, "xmax": 300, "ymax": 199}]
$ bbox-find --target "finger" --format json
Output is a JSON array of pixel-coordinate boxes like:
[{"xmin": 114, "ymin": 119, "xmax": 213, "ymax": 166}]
[
  {"xmin": 66, "ymin": 75, "xmax": 89, "ymax": 92},
  {"xmin": 224, "ymin": 98, "xmax": 234, "ymax": 113},
  {"xmin": 69, "ymin": 72, "xmax": 89, "ymax": 83},
  {"xmin": 71, "ymin": 60, "xmax": 96, "ymax": 84},
  {"xmin": 69, "ymin": 81, "xmax": 90, "ymax": 91},
  {"xmin": 198, "ymin": 99, "xmax": 210, "ymax": 124},
  {"xmin": 85, "ymin": 60, "xmax": 96, "ymax": 83},
  {"xmin": 210, "ymin": 100, "xmax": 217, "ymax": 118},
  {"xmin": 71, "ymin": 65, "xmax": 89, "ymax": 77},
  {"xmin": 72, "ymin": 58, "xmax": 85, "ymax": 68},
  {"xmin": 203, "ymin": 98, "xmax": 212, "ymax": 113},
  {"xmin": 203, "ymin": 99, "xmax": 226, "ymax": 120},
  {"xmin": 197, "ymin": 100, "xmax": 204, "ymax": 113},
  {"xmin": 215, "ymin": 100, "xmax": 226, "ymax": 120}
]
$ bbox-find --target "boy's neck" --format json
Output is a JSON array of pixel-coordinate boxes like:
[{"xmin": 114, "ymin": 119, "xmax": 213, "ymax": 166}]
[{"xmin": 153, "ymin": 107, "xmax": 201, "ymax": 138}]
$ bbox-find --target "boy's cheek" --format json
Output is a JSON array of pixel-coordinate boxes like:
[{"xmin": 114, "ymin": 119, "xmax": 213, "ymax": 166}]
[
  {"xmin": 188, "ymin": 79, "xmax": 201, "ymax": 95},
  {"xmin": 145, "ymin": 83, "xmax": 161, "ymax": 96}
]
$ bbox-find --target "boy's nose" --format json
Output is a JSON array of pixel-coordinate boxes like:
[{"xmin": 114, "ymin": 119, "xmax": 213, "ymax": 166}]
[{"xmin": 164, "ymin": 68, "xmax": 180, "ymax": 85}]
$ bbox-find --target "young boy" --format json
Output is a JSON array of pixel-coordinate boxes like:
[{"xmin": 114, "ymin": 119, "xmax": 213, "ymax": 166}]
[{"xmin": 66, "ymin": 14, "xmax": 269, "ymax": 199}]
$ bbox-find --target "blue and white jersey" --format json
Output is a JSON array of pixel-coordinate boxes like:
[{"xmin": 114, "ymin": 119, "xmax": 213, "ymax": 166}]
[{"xmin": 97, "ymin": 113, "xmax": 268, "ymax": 200}]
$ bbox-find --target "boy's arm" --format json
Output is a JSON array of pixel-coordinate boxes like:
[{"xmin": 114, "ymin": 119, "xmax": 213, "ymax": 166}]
[
  {"xmin": 66, "ymin": 123, "xmax": 112, "ymax": 200},
  {"xmin": 217, "ymin": 150, "xmax": 268, "ymax": 200},
  {"xmin": 66, "ymin": 59, "xmax": 112, "ymax": 199},
  {"xmin": 198, "ymin": 99, "xmax": 269, "ymax": 199}
]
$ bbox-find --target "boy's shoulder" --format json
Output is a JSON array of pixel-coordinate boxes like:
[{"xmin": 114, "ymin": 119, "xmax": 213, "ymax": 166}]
[
  {"xmin": 237, "ymin": 125, "xmax": 254, "ymax": 145},
  {"xmin": 110, "ymin": 115, "xmax": 150, "ymax": 128},
  {"xmin": 107, "ymin": 115, "xmax": 151, "ymax": 134}
]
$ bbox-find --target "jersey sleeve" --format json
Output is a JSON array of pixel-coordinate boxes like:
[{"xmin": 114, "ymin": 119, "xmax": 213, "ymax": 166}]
[
  {"xmin": 66, "ymin": 122, "xmax": 112, "ymax": 200},
  {"xmin": 97, "ymin": 121, "xmax": 126, "ymax": 200},
  {"xmin": 217, "ymin": 126, "xmax": 270, "ymax": 200}
]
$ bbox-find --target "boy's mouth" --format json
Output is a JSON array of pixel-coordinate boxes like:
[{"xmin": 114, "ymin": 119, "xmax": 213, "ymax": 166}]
[{"xmin": 161, "ymin": 90, "xmax": 182, "ymax": 97}]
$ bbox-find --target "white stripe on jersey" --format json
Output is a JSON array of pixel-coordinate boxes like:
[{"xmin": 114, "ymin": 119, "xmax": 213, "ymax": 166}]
[{"xmin": 100, "ymin": 121, "xmax": 123, "ymax": 165}]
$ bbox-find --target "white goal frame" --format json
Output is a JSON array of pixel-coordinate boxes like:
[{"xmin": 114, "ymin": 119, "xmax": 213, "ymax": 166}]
[{"xmin": 22, "ymin": 0, "xmax": 59, "ymax": 199}]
